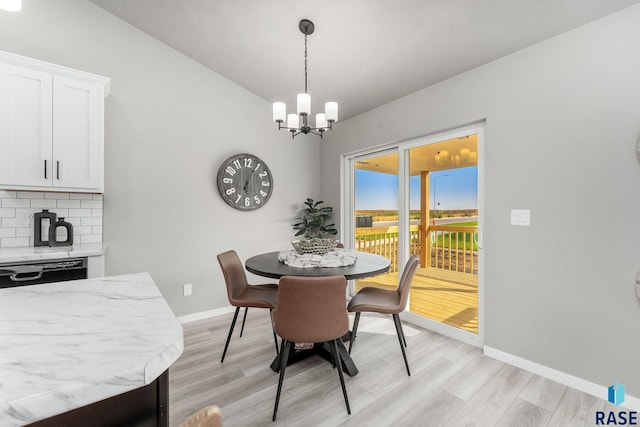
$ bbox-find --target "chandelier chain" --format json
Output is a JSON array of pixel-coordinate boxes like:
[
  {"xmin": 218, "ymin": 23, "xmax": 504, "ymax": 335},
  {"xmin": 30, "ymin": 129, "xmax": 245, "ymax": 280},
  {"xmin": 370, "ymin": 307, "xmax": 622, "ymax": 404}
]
[{"xmin": 304, "ymin": 34, "xmax": 308, "ymax": 93}]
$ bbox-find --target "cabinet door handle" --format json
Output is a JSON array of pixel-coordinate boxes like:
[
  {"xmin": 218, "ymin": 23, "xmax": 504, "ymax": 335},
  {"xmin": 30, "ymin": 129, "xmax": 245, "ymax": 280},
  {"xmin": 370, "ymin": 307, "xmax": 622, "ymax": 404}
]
[
  {"xmin": 56, "ymin": 161, "xmax": 60, "ymax": 180},
  {"xmin": 44, "ymin": 160, "xmax": 47, "ymax": 179}
]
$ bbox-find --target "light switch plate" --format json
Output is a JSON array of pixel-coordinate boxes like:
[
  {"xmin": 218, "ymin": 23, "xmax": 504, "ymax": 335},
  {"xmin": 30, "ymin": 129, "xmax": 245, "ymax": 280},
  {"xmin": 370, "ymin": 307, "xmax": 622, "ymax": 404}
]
[
  {"xmin": 183, "ymin": 284, "xmax": 192, "ymax": 296},
  {"xmin": 511, "ymin": 209, "xmax": 531, "ymax": 226}
]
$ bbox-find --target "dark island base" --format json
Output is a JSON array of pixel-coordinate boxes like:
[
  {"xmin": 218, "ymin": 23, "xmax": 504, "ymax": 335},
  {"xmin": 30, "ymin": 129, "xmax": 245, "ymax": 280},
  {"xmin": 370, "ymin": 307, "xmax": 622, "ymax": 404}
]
[{"xmin": 28, "ymin": 370, "xmax": 169, "ymax": 427}]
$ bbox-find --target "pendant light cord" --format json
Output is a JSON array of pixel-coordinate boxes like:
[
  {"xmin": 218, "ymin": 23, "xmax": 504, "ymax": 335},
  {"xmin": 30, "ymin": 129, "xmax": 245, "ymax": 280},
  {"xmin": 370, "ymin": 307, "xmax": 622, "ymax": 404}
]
[{"xmin": 304, "ymin": 33, "xmax": 308, "ymax": 94}]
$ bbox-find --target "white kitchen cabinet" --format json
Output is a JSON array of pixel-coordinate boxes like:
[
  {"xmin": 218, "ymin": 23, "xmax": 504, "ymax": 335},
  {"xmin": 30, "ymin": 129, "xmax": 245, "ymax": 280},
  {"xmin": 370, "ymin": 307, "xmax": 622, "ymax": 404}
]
[
  {"xmin": 52, "ymin": 77, "xmax": 103, "ymax": 190},
  {"xmin": 0, "ymin": 65, "xmax": 53, "ymax": 188},
  {"xmin": 0, "ymin": 52, "xmax": 110, "ymax": 193}
]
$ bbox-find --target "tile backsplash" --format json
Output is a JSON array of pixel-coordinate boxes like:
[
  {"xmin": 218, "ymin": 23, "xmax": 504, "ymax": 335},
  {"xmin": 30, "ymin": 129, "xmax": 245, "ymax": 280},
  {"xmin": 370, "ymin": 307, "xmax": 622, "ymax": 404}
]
[{"xmin": 0, "ymin": 190, "xmax": 103, "ymax": 248}]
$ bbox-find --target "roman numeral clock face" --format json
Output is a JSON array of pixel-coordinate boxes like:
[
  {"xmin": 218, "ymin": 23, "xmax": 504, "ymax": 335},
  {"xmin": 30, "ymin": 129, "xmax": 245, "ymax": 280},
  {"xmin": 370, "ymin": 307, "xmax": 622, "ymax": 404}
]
[{"xmin": 217, "ymin": 153, "xmax": 273, "ymax": 210}]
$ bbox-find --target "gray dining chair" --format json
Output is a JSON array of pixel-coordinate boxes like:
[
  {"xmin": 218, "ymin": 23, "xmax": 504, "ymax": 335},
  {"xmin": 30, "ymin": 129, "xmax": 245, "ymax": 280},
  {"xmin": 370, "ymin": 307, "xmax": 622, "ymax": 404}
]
[
  {"xmin": 272, "ymin": 275, "xmax": 351, "ymax": 421},
  {"xmin": 216, "ymin": 250, "xmax": 279, "ymax": 363},
  {"xmin": 347, "ymin": 255, "xmax": 420, "ymax": 375}
]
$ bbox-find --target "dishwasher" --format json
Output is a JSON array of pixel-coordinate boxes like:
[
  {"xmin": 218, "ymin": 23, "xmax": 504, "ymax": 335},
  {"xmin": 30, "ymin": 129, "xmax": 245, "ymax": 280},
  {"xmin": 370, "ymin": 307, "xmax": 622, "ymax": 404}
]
[{"xmin": 0, "ymin": 258, "xmax": 88, "ymax": 288}]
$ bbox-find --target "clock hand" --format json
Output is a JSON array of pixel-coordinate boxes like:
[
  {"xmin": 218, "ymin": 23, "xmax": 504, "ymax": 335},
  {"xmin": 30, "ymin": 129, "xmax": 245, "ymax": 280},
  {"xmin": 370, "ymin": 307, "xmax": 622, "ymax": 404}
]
[{"xmin": 243, "ymin": 170, "xmax": 254, "ymax": 193}]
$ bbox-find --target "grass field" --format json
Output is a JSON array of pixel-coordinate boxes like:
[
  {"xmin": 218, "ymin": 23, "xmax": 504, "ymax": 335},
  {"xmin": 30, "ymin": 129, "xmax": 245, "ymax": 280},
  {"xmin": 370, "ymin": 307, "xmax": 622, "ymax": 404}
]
[
  {"xmin": 434, "ymin": 221, "xmax": 479, "ymax": 251},
  {"xmin": 356, "ymin": 209, "xmax": 477, "ymax": 222},
  {"xmin": 354, "ymin": 219, "xmax": 479, "ymax": 251}
]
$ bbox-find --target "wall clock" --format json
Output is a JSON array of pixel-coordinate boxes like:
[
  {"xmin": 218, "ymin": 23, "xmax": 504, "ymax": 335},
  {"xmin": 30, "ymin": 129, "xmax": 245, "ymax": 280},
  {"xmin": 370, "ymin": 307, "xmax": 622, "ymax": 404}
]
[{"xmin": 217, "ymin": 153, "xmax": 273, "ymax": 210}]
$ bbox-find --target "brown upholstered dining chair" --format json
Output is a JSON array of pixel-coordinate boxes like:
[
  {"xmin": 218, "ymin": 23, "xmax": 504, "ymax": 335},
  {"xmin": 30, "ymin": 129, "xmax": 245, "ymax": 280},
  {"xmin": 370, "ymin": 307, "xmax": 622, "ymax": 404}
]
[
  {"xmin": 347, "ymin": 255, "xmax": 420, "ymax": 376},
  {"xmin": 217, "ymin": 250, "xmax": 279, "ymax": 363},
  {"xmin": 272, "ymin": 275, "xmax": 351, "ymax": 421}
]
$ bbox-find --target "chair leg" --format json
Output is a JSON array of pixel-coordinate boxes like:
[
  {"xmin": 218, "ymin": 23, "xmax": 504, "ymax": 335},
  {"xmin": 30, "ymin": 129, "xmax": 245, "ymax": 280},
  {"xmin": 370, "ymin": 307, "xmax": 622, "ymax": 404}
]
[
  {"xmin": 348, "ymin": 312, "xmax": 361, "ymax": 354},
  {"xmin": 270, "ymin": 309, "xmax": 279, "ymax": 355},
  {"xmin": 273, "ymin": 340, "xmax": 292, "ymax": 421},
  {"xmin": 239, "ymin": 307, "xmax": 248, "ymax": 337},
  {"xmin": 273, "ymin": 337, "xmax": 286, "ymax": 373},
  {"xmin": 392, "ymin": 313, "xmax": 411, "ymax": 376},
  {"xmin": 330, "ymin": 339, "xmax": 351, "ymax": 414},
  {"xmin": 397, "ymin": 315, "xmax": 407, "ymax": 347},
  {"xmin": 220, "ymin": 307, "xmax": 240, "ymax": 363}
]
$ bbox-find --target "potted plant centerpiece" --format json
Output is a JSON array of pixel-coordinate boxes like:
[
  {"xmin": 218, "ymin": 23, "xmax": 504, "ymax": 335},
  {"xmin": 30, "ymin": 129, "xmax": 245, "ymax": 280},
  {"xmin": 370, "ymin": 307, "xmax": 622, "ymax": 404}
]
[{"xmin": 292, "ymin": 198, "xmax": 338, "ymax": 255}]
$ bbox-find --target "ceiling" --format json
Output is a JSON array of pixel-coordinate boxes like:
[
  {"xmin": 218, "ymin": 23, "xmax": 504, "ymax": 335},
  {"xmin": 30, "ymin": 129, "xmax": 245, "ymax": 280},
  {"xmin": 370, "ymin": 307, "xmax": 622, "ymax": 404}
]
[
  {"xmin": 356, "ymin": 134, "xmax": 478, "ymax": 175},
  {"xmin": 89, "ymin": 0, "xmax": 640, "ymax": 121}
]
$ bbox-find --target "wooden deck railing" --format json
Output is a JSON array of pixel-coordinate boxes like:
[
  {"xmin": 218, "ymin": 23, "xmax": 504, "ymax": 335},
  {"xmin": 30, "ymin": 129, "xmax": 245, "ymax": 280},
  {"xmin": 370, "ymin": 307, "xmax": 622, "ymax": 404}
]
[
  {"xmin": 425, "ymin": 225, "xmax": 477, "ymax": 274},
  {"xmin": 355, "ymin": 224, "xmax": 477, "ymax": 274}
]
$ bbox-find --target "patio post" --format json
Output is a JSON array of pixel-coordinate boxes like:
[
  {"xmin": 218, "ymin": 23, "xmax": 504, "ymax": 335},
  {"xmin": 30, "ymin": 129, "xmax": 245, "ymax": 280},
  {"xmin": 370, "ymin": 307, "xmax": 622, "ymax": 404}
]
[{"xmin": 420, "ymin": 171, "xmax": 430, "ymax": 267}]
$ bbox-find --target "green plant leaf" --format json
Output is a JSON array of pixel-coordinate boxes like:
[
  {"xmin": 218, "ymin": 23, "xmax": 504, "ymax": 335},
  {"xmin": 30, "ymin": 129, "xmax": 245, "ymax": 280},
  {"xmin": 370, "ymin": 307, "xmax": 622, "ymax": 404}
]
[{"xmin": 292, "ymin": 197, "xmax": 338, "ymax": 239}]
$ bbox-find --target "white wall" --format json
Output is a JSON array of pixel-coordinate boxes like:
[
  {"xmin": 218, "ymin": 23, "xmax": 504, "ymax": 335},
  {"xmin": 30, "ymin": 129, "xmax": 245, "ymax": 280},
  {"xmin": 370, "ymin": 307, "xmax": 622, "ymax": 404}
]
[
  {"xmin": 0, "ymin": 0, "xmax": 319, "ymax": 316},
  {"xmin": 321, "ymin": 5, "xmax": 640, "ymax": 394}
]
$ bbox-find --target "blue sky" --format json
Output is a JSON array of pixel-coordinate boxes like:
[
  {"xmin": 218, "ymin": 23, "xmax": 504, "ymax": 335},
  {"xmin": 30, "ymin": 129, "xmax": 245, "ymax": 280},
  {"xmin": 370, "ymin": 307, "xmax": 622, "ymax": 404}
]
[{"xmin": 355, "ymin": 166, "xmax": 478, "ymax": 210}]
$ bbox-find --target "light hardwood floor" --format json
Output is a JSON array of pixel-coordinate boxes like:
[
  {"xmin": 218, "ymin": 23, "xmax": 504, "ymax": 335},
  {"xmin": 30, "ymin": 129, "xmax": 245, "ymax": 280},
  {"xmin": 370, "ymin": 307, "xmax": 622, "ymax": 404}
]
[{"xmin": 169, "ymin": 310, "xmax": 616, "ymax": 426}]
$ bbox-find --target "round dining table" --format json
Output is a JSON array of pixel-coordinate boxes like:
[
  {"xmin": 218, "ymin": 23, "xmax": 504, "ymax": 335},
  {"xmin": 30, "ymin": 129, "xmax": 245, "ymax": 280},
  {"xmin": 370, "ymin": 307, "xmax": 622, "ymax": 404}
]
[
  {"xmin": 245, "ymin": 250, "xmax": 391, "ymax": 280},
  {"xmin": 245, "ymin": 250, "xmax": 391, "ymax": 377}
]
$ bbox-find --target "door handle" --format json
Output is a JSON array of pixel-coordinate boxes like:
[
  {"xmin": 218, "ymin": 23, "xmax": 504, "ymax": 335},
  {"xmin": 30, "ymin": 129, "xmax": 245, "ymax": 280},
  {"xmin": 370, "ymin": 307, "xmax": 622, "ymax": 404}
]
[
  {"xmin": 10, "ymin": 271, "xmax": 44, "ymax": 282},
  {"xmin": 9, "ymin": 266, "xmax": 44, "ymax": 282},
  {"xmin": 56, "ymin": 161, "xmax": 60, "ymax": 180},
  {"xmin": 474, "ymin": 226, "xmax": 484, "ymax": 249}
]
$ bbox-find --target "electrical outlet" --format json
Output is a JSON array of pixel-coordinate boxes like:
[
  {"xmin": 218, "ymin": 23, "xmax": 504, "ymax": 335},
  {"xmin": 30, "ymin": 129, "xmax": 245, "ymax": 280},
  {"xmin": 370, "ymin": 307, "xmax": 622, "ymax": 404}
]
[
  {"xmin": 14, "ymin": 212, "xmax": 29, "ymax": 227},
  {"xmin": 183, "ymin": 284, "xmax": 193, "ymax": 296}
]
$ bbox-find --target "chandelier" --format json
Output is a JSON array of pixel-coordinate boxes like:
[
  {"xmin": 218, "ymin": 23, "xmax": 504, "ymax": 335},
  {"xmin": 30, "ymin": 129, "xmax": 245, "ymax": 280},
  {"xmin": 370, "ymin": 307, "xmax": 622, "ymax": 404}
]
[{"xmin": 272, "ymin": 19, "xmax": 338, "ymax": 138}]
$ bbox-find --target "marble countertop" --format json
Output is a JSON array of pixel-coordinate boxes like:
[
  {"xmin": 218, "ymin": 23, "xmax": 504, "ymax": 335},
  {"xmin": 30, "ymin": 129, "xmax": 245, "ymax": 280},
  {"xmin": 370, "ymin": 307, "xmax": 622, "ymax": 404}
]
[
  {"xmin": 0, "ymin": 272, "xmax": 184, "ymax": 427},
  {"xmin": 0, "ymin": 243, "xmax": 105, "ymax": 264}
]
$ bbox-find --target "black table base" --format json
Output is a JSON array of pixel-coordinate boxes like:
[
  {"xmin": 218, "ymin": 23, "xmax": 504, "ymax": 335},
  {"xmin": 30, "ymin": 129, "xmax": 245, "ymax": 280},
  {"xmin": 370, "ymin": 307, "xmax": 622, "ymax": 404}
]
[{"xmin": 270, "ymin": 338, "xmax": 358, "ymax": 377}]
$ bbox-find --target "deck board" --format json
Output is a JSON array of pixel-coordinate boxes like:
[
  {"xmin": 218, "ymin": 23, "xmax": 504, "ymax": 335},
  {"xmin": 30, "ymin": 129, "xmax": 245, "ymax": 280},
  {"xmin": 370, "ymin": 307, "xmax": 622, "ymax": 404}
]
[{"xmin": 356, "ymin": 267, "xmax": 478, "ymax": 333}]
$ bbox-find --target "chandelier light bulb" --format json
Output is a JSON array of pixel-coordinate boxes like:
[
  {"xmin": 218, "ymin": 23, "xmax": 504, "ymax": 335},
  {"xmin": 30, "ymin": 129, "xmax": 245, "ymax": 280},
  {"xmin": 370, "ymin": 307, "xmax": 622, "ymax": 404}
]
[
  {"xmin": 287, "ymin": 113, "xmax": 299, "ymax": 130},
  {"xmin": 325, "ymin": 102, "xmax": 338, "ymax": 123},
  {"xmin": 297, "ymin": 93, "xmax": 311, "ymax": 115},
  {"xmin": 273, "ymin": 102, "xmax": 286, "ymax": 123},
  {"xmin": 316, "ymin": 113, "xmax": 327, "ymax": 129}
]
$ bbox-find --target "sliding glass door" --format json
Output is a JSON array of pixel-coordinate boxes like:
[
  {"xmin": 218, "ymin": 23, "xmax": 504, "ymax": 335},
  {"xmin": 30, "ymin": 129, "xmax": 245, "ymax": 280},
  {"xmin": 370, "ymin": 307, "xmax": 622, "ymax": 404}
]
[
  {"xmin": 344, "ymin": 124, "xmax": 484, "ymax": 346},
  {"xmin": 350, "ymin": 150, "xmax": 400, "ymax": 293}
]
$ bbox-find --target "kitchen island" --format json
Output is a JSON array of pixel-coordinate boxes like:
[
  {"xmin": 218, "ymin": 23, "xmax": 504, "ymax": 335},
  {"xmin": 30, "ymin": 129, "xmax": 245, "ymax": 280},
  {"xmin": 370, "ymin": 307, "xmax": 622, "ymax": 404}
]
[{"xmin": 0, "ymin": 273, "xmax": 183, "ymax": 427}]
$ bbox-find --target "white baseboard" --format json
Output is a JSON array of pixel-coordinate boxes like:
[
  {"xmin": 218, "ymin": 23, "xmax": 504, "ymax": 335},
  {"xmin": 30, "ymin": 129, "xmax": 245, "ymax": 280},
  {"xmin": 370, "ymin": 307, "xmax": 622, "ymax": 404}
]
[
  {"xmin": 484, "ymin": 346, "xmax": 640, "ymax": 412},
  {"xmin": 177, "ymin": 306, "xmax": 235, "ymax": 324},
  {"xmin": 402, "ymin": 311, "xmax": 483, "ymax": 348}
]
